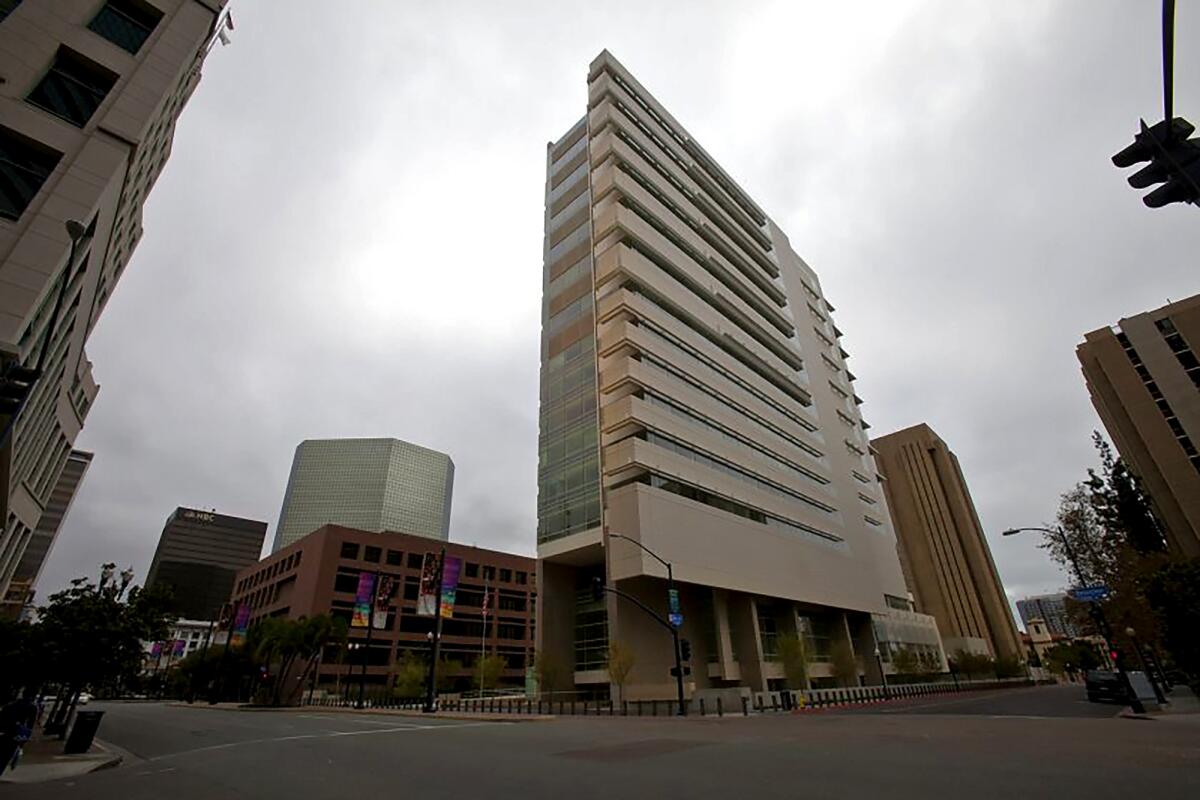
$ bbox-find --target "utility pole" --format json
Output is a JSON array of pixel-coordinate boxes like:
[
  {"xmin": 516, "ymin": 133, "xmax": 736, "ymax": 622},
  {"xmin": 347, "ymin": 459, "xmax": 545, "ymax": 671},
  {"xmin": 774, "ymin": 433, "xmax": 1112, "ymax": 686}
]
[{"xmin": 357, "ymin": 569, "xmax": 380, "ymax": 709}]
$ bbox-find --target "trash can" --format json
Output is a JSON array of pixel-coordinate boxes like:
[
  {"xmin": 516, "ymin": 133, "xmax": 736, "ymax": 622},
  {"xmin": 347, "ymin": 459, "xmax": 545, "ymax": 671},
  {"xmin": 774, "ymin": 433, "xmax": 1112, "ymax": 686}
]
[{"xmin": 64, "ymin": 710, "xmax": 104, "ymax": 754}]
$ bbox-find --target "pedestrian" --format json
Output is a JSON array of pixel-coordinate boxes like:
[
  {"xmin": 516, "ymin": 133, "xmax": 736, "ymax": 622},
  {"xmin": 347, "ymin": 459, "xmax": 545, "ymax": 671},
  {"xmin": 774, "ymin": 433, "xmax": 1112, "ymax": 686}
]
[{"xmin": 0, "ymin": 690, "xmax": 37, "ymax": 777}]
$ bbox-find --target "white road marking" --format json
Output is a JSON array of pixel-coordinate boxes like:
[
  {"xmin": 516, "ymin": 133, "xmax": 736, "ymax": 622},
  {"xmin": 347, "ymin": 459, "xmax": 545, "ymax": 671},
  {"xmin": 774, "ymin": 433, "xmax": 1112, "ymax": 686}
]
[{"xmin": 147, "ymin": 720, "xmax": 506, "ymax": 761}]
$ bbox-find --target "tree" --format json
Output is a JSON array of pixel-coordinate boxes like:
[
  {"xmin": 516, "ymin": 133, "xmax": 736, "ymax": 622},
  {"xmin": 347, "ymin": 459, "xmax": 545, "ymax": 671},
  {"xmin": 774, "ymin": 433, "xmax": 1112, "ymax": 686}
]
[
  {"xmin": 950, "ymin": 650, "xmax": 994, "ymax": 680},
  {"xmin": 1043, "ymin": 641, "xmax": 1101, "ymax": 676},
  {"xmin": 994, "ymin": 654, "xmax": 1026, "ymax": 679},
  {"xmin": 534, "ymin": 650, "xmax": 565, "ymax": 696},
  {"xmin": 393, "ymin": 651, "xmax": 426, "ymax": 699},
  {"xmin": 478, "ymin": 654, "xmax": 507, "ymax": 693},
  {"xmin": 1145, "ymin": 558, "xmax": 1200, "ymax": 685},
  {"xmin": 776, "ymin": 634, "xmax": 810, "ymax": 690},
  {"xmin": 830, "ymin": 639, "xmax": 859, "ymax": 686},
  {"xmin": 606, "ymin": 641, "xmax": 635, "ymax": 701},
  {"xmin": 437, "ymin": 657, "xmax": 462, "ymax": 693},
  {"xmin": 891, "ymin": 647, "xmax": 921, "ymax": 676},
  {"xmin": 1085, "ymin": 433, "xmax": 1166, "ymax": 555}
]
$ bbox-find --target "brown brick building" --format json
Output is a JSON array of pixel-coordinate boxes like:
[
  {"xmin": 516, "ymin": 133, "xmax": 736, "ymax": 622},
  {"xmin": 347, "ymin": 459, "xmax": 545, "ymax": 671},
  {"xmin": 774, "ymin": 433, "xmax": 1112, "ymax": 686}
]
[{"xmin": 230, "ymin": 525, "xmax": 536, "ymax": 692}]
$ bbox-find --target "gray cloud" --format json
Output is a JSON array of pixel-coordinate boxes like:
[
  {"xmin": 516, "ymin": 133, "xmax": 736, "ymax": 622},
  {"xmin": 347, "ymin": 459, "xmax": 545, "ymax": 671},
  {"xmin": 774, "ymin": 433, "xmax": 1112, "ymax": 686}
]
[{"xmin": 39, "ymin": 2, "xmax": 1200, "ymax": 625}]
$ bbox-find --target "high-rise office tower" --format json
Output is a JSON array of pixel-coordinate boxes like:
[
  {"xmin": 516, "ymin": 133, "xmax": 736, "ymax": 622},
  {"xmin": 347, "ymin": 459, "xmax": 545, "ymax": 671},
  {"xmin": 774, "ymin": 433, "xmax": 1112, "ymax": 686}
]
[
  {"xmin": 1016, "ymin": 593, "xmax": 1078, "ymax": 639},
  {"xmin": 145, "ymin": 507, "xmax": 266, "ymax": 620},
  {"xmin": 0, "ymin": 1, "xmax": 230, "ymax": 601},
  {"xmin": 1077, "ymin": 294, "xmax": 1200, "ymax": 557},
  {"xmin": 872, "ymin": 423, "xmax": 1022, "ymax": 661},
  {"xmin": 537, "ymin": 52, "xmax": 944, "ymax": 700},
  {"xmin": 0, "ymin": 448, "xmax": 92, "ymax": 616},
  {"xmin": 272, "ymin": 438, "xmax": 455, "ymax": 552}
]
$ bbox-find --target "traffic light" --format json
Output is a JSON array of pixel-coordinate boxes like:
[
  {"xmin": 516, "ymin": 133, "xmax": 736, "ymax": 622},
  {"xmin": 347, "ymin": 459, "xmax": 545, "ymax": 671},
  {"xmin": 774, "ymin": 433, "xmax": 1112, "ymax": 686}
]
[
  {"xmin": 0, "ymin": 363, "xmax": 41, "ymax": 416},
  {"xmin": 1112, "ymin": 117, "xmax": 1200, "ymax": 208},
  {"xmin": 679, "ymin": 638, "xmax": 692, "ymax": 662},
  {"xmin": 592, "ymin": 576, "xmax": 605, "ymax": 602}
]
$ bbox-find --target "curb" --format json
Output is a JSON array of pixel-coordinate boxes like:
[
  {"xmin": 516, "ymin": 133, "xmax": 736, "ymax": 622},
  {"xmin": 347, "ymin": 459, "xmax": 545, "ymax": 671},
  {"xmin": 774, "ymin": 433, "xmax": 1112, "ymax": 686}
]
[{"xmin": 167, "ymin": 702, "xmax": 553, "ymax": 723}]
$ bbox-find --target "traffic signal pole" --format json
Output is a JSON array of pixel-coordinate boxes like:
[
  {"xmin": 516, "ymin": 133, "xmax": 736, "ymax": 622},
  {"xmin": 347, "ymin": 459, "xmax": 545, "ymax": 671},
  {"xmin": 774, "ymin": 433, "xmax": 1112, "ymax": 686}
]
[{"xmin": 593, "ymin": 578, "xmax": 687, "ymax": 716}]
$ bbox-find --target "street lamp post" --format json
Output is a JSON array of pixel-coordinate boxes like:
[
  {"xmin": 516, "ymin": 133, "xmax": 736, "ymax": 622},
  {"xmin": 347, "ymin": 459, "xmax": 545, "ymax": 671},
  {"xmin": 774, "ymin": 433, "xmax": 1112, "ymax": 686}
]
[
  {"xmin": 1002, "ymin": 526, "xmax": 1145, "ymax": 713},
  {"xmin": 606, "ymin": 532, "xmax": 686, "ymax": 717}
]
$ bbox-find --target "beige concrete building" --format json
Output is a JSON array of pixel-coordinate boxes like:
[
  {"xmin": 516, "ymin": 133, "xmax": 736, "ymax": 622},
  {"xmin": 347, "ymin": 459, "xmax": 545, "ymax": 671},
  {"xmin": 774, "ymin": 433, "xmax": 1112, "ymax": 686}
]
[
  {"xmin": 536, "ymin": 51, "xmax": 943, "ymax": 700},
  {"xmin": 1077, "ymin": 295, "xmax": 1200, "ymax": 558},
  {"xmin": 0, "ymin": 1, "xmax": 229, "ymax": 601},
  {"xmin": 872, "ymin": 423, "xmax": 1022, "ymax": 661}
]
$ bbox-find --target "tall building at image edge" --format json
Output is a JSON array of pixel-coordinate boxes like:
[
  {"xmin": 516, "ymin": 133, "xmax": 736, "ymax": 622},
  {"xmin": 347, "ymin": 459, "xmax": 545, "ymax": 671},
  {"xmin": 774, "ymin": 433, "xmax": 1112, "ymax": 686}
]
[
  {"xmin": 1077, "ymin": 294, "xmax": 1200, "ymax": 558},
  {"xmin": 872, "ymin": 423, "xmax": 1022, "ymax": 661},
  {"xmin": 272, "ymin": 438, "xmax": 455, "ymax": 553},
  {"xmin": 0, "ymin": 448, "xmax": 92, "ymax": 617},
  {"xmin": 1015, "ymin": 593, "xmax": 1078, "ymax": 639},
  {"xmin": 536, "ymin": 51, "xmax": 945, "ymax": 701},
  {"xmin": 145, "ymin": 507, "xmax": 267, "ymax": 621},
  {"xmin": 0, "ymin": 0, "xmax": 230, "ymax": 601}
]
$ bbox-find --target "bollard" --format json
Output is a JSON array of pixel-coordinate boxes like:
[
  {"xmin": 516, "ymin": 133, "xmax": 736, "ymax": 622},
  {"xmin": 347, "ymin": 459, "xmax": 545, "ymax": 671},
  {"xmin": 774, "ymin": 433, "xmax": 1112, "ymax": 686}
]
[
  {"xmin": 623, "ymin": 700, "xmax": 628, "ymax": 716},
  {"xmin": 717, "ymin": 697, "xmax": 724, "ymax": 717},
  {"xmin": 699, "ymin": 698, "xmax": 706, "ymax": 717},
  {"xmin": 772, "ymin": 694, "xmax": 779, "ymax": 712},
  {"xmin": 637, "ymin": 700, "xmax": 643, "ymax": 717},
  {"xmin": 742, "ymin": 696, "xmax": 749, "ymax": 716}
]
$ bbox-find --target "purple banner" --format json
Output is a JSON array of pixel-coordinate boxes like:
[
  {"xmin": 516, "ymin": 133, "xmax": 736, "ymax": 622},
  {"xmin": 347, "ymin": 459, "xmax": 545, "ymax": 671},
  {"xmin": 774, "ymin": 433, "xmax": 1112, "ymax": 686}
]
[
  {"xmin": 150, "ymin": 641, "xmax": 163, "ymax": 658},
  {"xmin": 352, "ymin": 571, "xmax": 376, "ymax": 628},
  {"xmin": 172, "ymin": 639, "xmax": 186, "ymax": 657},
  {"xmin": 439, "ymin": 556, "xmax": 462, "ymax": 619},
  {"xmin": 230, "ymin": 603, "xmax": 251, "ymax": 646}
]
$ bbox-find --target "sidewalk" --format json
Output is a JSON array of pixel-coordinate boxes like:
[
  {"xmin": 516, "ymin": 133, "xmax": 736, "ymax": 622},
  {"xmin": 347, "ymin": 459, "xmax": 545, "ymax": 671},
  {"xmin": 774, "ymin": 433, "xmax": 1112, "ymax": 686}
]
[
  {"xmin": 167, "ymin": 701, "xmax": 553, "ymax": 723},
  {"xmin": 0, "ymin": 733, "xmax": 121, "ymax": 784}
]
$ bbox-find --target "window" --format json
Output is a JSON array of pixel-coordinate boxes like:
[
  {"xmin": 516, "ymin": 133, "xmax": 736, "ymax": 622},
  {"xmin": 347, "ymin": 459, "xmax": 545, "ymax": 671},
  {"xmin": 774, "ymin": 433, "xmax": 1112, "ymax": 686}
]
[
  {"xmin": 363, "ymin": 545, "xmax": 381, "ymax": 564},
  {"xmin": 0, "ymin": 126, "xmax": 63, "ymax": 221},
  {"xmin": 403, "ymin": 581, "xmax": 419, "ymax": 601},
  {"xmin": 88, "ymin": 0, "xmax": 163, "ymax": 54},
  {"xmin": 483, "ymin": 565, "xmax": 496, "ymax": 581},
  {"xmin": 27, "ymin": 47, "xmax": 119, "ymax": 128},
  {"xmin": 339, "ymin": 541, "xmax": 359, "ymax": 560},
  {"xmin": 333, "ymin": 572, "xmax": 359, "ymax": 593},
  {"xmin": 464, "ymin": 562, "xmax": 479, "ymax": 578},
  {"xmin": 499, "ymin": 568, "xmax": 512, "ymax": 583},
  {"xmin": 515, "ymin": 571, "xmax": 528, "ymax": 585},
  {"xmin": 385, "ymin": 549, "xmax": 403, "ymax": 566},
  {"xmin": 407, "ymin": 553, "xmax": 424, "ymax": 569}
]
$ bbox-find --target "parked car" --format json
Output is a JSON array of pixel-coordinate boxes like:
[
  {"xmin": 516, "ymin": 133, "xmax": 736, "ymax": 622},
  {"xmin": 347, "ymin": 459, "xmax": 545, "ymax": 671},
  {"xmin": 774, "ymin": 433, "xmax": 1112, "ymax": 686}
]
[
  {"xmin": 1085, "ymin": 670, "xmax": 1126, "ymax": 704},
  {"xmin": 77, "ymin": 692, "xmax": 93, "ymax": 705}
]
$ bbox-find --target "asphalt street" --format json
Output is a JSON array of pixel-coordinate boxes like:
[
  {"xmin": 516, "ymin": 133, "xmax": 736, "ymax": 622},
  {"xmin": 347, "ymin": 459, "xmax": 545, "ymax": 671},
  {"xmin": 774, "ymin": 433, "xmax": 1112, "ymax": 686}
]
[{"xmin": 5, "ymin": 686, "xmax": 1197, "ymax": 800}]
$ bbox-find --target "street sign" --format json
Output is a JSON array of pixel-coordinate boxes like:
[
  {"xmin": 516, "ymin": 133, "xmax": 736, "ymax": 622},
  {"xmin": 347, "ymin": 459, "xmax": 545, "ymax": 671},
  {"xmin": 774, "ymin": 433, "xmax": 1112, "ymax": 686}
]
[
  {"xmin": 669, "ymin": 612, "xmax": 683, "ymax": 628},
  {"xmin": 1069, "ymin": 585, "xmax": 1110, "ymax": 602},
  {"xmin": 668, "ymin": 588, "xmax": 682, "ymax": 628}
]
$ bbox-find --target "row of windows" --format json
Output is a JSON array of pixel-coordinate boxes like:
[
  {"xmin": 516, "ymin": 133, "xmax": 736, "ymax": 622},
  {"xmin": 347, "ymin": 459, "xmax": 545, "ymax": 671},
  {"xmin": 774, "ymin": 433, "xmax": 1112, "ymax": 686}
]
[
  {"xmin": 546, "ymin": 292, "xmax": 592, "ymax": 339},
  {"xmin": 1155, "ymin": 317, "xmax": 1200, "ymax": 389},
  {"xmin": 641, "ymin": 389, "xmax": 828, "ymax": 487},
  {"xmin": 625, "ymin": 283, "xmax": 812, "ymax": 409},
  {"xmin": 545, "ymin": 254, "xmax": 591, "ymax": 302},
  {"xmin": 236, "ymin": 550, "xmax": 303, "ymax": 594},
  {"xmin": 336, "ymin": 542, "xmax": 530, "ymax": 585},
  {"xmin": 0, "ymin": 2, "xmax": 164, "ymax": 221},
  {"xmin": 633, "ymin": 473, "xmax": 843, "ymax": 546},
  {"xmin": 1117, "ymin": 331, "xmax": 1200, "ymax": 476},
  {"xmin": 641, "ymin": 431, "xmax": 836, "ymax": 514}
]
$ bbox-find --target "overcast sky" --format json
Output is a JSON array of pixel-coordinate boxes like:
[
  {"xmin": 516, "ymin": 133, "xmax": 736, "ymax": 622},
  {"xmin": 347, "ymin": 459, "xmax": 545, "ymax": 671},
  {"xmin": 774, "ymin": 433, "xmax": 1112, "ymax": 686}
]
[{"xmin": 36, "ymin": 1, "xmax": 1200, "ymax": 626}]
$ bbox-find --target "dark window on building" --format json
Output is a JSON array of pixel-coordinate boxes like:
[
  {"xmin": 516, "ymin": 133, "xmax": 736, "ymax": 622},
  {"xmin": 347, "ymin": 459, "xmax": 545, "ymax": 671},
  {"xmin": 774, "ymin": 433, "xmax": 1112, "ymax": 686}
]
[
  {"xmin": 403, "ymin": 581, "xmax": 419, "ymax": 601},
  {"xmin": 515, "ymin": 571, "xmax": 527, "ymax": 585},
  {"xmin": 88, "ymin": 0, "xmax": 163, "ymax": 54},
  {"xmin": 333, "ymin": 572, "xmax": 359, "ymax": 593},
  {"xmin": 27, "ymin": 47, "xmax": 119, "ymax": 128},
  {"xmin": 0, "ymin": 125, "xmax": 62, "ymax": 221},
  {"xmin": 340, "ymin": 541, "xmax": 359, "ymax": 560},
  {"xmin": 363, "ymin": 545, "xmax": 381, "ymax": 563},
  {"xmin": 483, "ymin": 565, "xmax": 495, "ymax": 581},
  {"xmin": 499, "ymin": 568, "xmax": 512, "ymax": 583},
  {"xmin": 464, "ymin": 562, "xmax": 479, "ymax": 578},
  {"xmin": 407, "ymin": 553, "xmax": 424, "ymax": 569},
  {"xmin": 386, "ymin": 549, "xmax": 402, "ymax": 566}
]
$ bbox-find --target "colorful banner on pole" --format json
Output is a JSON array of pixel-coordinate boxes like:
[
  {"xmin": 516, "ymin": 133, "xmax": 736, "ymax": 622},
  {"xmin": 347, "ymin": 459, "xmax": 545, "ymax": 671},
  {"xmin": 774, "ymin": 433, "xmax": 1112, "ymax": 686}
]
[
  {"xmin": 417, "ymin": 553, "xmax": 440, "ymax": 617},
  {"xmin": 172, "ymin": 639, "xmax": 186, "ymax": 657},
  {"xmin": 229, "ymin": 603, "xmax": 251, "ymax": 646},
  {"xmin": 373, "ymin": 574, "xmax": 394, "ymax": 629},
  {"xmin": 439, "ymin": 556, "xmax": 462, "ymax": 619},
  {"xmin": 150, "ymin": 641, "xmax": 163, "ymax": 658},
  {"xmin": 352, "ymin": 571, "xmax": 376, "ymax": 628}
]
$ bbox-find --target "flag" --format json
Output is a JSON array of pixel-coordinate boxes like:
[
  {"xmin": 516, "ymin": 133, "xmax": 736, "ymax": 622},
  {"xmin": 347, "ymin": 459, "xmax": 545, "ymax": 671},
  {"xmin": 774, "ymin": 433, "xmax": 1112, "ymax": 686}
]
[
  {"xmin": 373, "ymin": 575, "xmax": 394, "ymax": 629},
  {"xmin": 439, "ymin": 556, "xmax": 462, "ymax": 619},
  {"xmin": 417, "ymin": 553, "xmax": 440, "ymax": 617}
]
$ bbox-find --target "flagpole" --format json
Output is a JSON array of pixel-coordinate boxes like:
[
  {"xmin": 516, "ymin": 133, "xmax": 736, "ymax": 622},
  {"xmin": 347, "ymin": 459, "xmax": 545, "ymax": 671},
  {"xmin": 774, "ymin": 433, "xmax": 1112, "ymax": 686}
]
[{"xmin": 479, "ymin": 577, "xmax": 488, "ymax": 694}]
